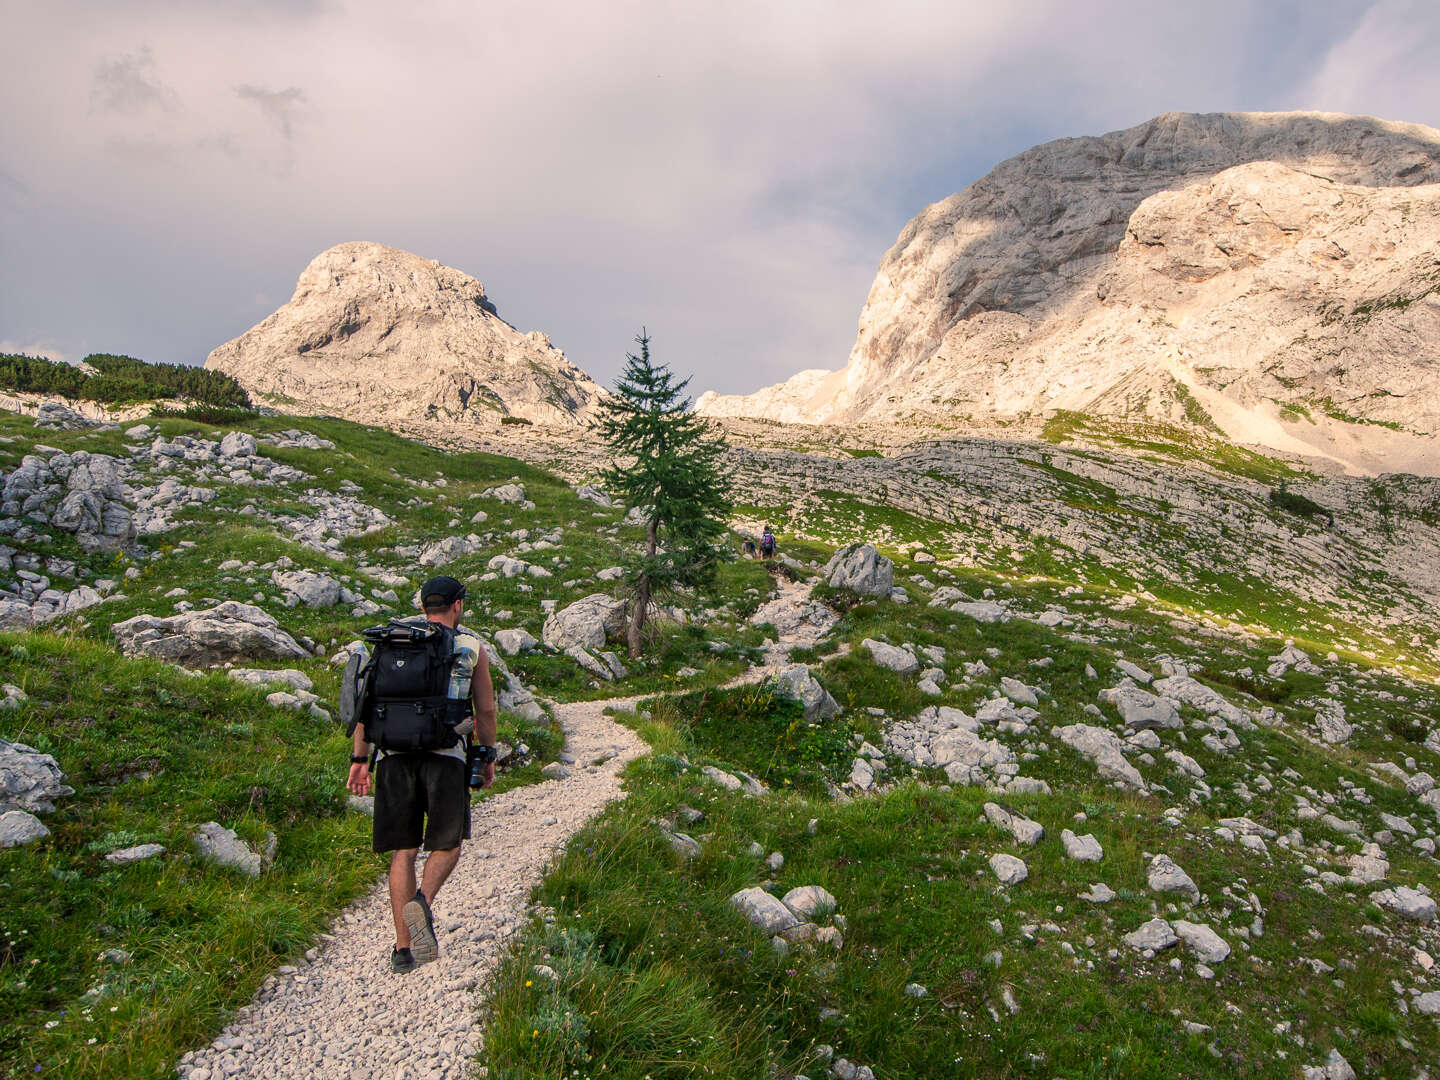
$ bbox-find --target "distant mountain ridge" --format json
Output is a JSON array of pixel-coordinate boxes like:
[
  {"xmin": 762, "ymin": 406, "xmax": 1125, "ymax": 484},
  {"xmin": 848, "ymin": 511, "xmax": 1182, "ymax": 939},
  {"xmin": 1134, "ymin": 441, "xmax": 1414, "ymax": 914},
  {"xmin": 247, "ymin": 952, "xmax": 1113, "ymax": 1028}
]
[
  {"xmin": 696, "ymin": 111, "xmax": 1440, "ymax": 475},
  {"xmin": 206, "ymin": 242, "xmax": 605, "ymax": 427}
]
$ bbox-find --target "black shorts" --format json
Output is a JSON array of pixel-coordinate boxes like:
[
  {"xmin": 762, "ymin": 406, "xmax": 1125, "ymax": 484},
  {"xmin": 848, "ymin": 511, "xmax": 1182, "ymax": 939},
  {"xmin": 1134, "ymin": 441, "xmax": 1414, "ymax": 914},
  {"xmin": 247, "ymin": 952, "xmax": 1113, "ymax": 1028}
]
[{"xmin": 372, "ymin": 753, "xmax": 470, "ymax": 853}]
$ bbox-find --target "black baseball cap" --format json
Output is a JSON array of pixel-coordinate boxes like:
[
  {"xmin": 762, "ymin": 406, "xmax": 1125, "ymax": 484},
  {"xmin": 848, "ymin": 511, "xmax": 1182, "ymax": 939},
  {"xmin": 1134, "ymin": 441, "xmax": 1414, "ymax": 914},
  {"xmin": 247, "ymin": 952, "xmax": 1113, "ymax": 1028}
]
[{"xmin": 421, "ymin": 576, "xmax": 467, "ymax": 606}]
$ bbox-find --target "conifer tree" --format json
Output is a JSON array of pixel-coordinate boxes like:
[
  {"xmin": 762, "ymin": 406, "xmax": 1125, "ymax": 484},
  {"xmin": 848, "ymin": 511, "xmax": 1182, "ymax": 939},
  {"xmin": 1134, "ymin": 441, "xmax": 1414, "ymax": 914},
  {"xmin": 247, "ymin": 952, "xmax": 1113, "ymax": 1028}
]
[{"xmin": 597, "ymin": 331, "xmax": 733, "ymax": 658}]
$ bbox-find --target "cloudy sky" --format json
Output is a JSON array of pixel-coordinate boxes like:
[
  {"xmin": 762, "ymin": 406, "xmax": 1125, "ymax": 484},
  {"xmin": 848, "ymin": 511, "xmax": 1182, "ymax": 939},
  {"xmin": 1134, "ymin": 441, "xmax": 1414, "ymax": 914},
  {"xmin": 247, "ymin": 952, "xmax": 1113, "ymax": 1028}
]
[{"xmin": 3, "ymin": 0, "xmax": 1438, "ymax": 397}]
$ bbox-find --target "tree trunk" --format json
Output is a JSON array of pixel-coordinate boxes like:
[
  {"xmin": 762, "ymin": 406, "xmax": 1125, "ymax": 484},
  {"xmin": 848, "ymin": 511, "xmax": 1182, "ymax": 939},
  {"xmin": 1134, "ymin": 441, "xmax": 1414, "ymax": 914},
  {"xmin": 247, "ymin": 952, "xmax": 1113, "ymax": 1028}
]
[
  {"xmin": 627, "ymin": 573, "xmax": 650, "ymax": 659},
  {"xmin": 627, "ymin": 516, "xmax": 660, "ymax": 659}
]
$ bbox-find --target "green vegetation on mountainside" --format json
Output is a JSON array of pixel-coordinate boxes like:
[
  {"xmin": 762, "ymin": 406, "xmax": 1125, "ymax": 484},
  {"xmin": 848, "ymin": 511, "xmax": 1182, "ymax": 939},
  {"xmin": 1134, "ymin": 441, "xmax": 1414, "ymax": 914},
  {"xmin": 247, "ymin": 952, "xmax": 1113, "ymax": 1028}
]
[
  {"xmin": 483, "ymin": 553, "xmax": 1440, "ymax": 1080},
  {"xmin": 0, "ymin": 353, "xmax": 249, "ymax": 409}
]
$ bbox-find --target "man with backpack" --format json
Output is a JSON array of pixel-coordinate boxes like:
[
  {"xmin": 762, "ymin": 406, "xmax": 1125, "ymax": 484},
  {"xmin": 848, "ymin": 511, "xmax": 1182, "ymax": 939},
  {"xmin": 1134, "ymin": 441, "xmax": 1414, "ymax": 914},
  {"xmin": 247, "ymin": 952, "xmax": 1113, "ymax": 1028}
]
[
  {"xmin": 759, "ymin": 526, "xmax": 776, "ymax": 559},
  {"xmin": 345, "ymin": 575, "xmax": 498, "ymax": 974}
]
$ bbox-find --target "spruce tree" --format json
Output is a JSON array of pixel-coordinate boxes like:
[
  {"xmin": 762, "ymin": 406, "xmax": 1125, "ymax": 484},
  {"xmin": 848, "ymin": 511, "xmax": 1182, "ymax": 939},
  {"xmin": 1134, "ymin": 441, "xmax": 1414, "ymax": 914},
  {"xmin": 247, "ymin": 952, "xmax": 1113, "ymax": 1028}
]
[{"xmin": 597, "ymin": 331, "xmax": 733, "ymax": 658}]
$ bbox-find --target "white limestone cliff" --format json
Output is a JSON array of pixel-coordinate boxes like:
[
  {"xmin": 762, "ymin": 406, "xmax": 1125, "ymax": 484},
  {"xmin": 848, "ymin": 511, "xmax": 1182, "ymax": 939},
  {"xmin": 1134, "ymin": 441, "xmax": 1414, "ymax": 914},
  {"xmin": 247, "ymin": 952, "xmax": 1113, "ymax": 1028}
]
[
  {"xmin": 696, "ymin": 112, "xmax": 1440, "ymax": 474},
  {"xmin": 206, "ymin": 242, "xmax": 604, "ymax": 427}
]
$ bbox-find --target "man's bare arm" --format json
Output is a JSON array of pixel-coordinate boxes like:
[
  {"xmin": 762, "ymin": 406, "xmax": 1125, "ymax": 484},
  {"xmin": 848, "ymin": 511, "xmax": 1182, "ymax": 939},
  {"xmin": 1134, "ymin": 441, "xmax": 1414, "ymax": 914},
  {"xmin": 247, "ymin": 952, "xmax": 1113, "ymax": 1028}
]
[{"xmin": 347, "ymin": 722, "xmax": 372, "ymax": 796}]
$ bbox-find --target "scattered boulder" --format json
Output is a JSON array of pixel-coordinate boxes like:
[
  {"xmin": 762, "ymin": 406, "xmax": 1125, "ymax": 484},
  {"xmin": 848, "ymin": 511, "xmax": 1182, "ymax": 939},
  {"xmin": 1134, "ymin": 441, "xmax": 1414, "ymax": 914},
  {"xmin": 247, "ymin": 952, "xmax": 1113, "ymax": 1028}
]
[
  {"xmin": 194, "ymin": 822, "xmax": 265, "ymax": 876},
  {"xmin": 1099, "ymin": 684, "xmax": 1180, "ymax": 731},
  {"xmin": 861, "ymin": 638, "xmax": 919, "ymax": 675},
  {"xmin": 1123, "ymin": 918, "xmax": 1178, "ymax": 951},
  {"xmin": 1313, "ymin": 698, "xmax": 1353, "ymax": 745},
  {"xmin": 988, "ymin": 853, "xmax": 1028, "ymax": 885},
  {"xmin": 730, "ymin": 887, "xmax": 800, "ymax": 934},
  {"xmin": 227, "ymin": 668, "xmax": 314, "ymax": 693},
  {"xmin": 112, "ymin": 602, "xmax": 311, "ymax": 666},
  {"xmin": 1061, "ymin": 830, "xmax": 1104, "ymax": 862},
  {"xmin": 542, "ymin": 593, "xmax": 627, "ymax": 651},
  {"xmin": 1171, "ymin": 920, "xmax": 1230, "ymax": 963},
  {"xmin": 481, "ymin": 483, "xmax": 532, "ymax": 508},
  {"xmin": 1268, "ymin": 643, "xmax": 1321, "ymax": 678},
  {"xmin": 1302, "ymin": 1049, "xmax": 1356, "ymax": 1080},
  {"xmin": 1053, "ymin": 724, "xmax": 1146, "ymax": 791},
  {"xmin": 999, "ymin": 677, "xmax": 1039, "ymax": 706},
  {"xmin": 105, "ymin": 843, "xmax": 166, "ymax": 866},
  {"xmin": 748, "ymin": 596, "xmax": 840, "ymax": 639},
  {"xmin": 0, "ymin": 809, "xmax": 49, "ymax": 848},
  {"xmin": 1147, "ymin": 854, "xmax": 1200, "ymax": 903},
  {"xmin": 781, "ymin": 885, "xmax": 837, "ymax": 920},
  {"xmin": 984, "ymin": 802, "xmax": 1044, "ymax": 846},
  {"xmin": 0, "ymin": 740, "xmax": 74, "ymax": 813},
  {"xmin": 1371, "ymin": 886, "xmax": 1437, "ymax": 922},
  {"xmin": 823, "ymin": 543, "xmax": 894, "ymax": 597},
  {"xmin": 271, "ymin": 569, "xmax": 342, "ymax": 608},
  {"xmin": 495, "ymin": 628, "xmax": 539, "ymax": 655},
  {"xmin": 774, "ymin": 665, "xmax": 841, "ymax": 721},
  {"xmin": 218, "ymin": 431, "xmax": 257, "ymax": 458}
]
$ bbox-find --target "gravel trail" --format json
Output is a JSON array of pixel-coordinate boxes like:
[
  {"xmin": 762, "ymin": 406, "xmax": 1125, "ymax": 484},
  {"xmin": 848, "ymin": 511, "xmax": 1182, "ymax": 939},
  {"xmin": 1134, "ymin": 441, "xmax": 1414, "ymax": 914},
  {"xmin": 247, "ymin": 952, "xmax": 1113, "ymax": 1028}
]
[{"xmin": 177, "ymin": 695, "xmax": 648, "ymax": 1080}]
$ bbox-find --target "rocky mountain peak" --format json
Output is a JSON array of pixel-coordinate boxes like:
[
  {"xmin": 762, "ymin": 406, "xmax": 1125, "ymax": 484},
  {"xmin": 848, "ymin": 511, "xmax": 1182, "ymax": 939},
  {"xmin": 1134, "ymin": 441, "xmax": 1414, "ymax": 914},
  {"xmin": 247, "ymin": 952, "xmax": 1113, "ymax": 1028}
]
[
  {"xmin": 206, "ymin": 242, "xmax": 604, "ymax": 427},
  {"xmin": 697, "ymin": 111, "xmax": 1440, "ymax": 475}
]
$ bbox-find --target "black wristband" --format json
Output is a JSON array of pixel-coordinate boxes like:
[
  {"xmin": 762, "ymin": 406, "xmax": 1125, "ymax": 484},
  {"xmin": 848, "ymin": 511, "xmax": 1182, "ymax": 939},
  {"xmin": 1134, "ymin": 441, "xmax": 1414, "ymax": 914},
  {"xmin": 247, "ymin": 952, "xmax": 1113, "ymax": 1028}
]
[{"xmin": 350, "ymin": 754, "xmax": 369, "ymax": 764}]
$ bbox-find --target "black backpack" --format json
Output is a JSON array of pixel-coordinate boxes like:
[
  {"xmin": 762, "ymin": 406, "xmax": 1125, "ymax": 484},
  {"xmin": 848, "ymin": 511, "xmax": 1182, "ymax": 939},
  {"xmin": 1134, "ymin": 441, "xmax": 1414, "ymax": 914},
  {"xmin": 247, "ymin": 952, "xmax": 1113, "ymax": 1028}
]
[{"xmin": 351, "ymin": 620, "xmax": 471, "ymax": 752}]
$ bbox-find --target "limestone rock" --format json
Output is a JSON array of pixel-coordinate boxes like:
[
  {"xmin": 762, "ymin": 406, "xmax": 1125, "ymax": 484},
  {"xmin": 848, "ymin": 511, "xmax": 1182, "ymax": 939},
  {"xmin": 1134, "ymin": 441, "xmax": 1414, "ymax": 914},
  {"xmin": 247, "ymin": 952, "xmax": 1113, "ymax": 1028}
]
[
  {"xmin": 495, "ymin": 628, "xmax": 539, "ymax": 655},
  {"xmin": 193, "ymin": 822, "xmax": 263, "ymax": 876},
  {"xmin": 111, "ymin": 602, "xmax": 311, "ymax": 667},
  {"xmin": 988, "ymin": 853, "xmax": 1028, "ymax": 886},
  {"xmin": 730, "ymin": 887, "xmax": 799, "ymax": 934},
  {"xmin": 1171, "ymin": 920, "xmax": 1230, "ymax": 963},
  {"xmin": 697, "ymin": 112, "xmax": 1440, "ymax": 474},
  {"xmin": 541, "ymin": 593, "xmax": 627, "ymax": 651},
  {"xmin": 1302, "ymin": 1049, "xmax": 1356, "ymax": 1080},
  {"xmin": 781, "ymin": 885, "xmax": 838, "ymax": 921},
  {"xmin": 1147, "ymin": 854, "xmax": 1200, "ymax": 903},
  {"xmin": 0, "ymin": 741, "xmax": 73, "ymax": 813},
  {"xmin": 1053, "ymin": 723, "xmax": 1146, "ymax": 791},
  {"xmin": 1099, "ymin": 684, "xmax": 1180, "ymax": 731},
  {"xmin": 1123, "ymin": 918, "xmax": 1178, "ymax": 951},
  {"xmin": 1371, "ymin": 885, "xmax": 1437, "ymax": 922},
  {"xmin": 105, "ymin": 843, "xmax": 166, "ymax": 866},
  {"xmin": 1061, "ymin": 830, "xmax": 1104, "ymax": 862},
  {"xmin": 823, "ymin": 543, "xmax": 894, "ymax": 597},
  {"xmin": 774, "ymin": 665, "xmax": 841, "ymax": 721},
  {"xmin": 205, "ymin": 243, "xmax": 604, "ymax": 427},
  {"xmin": 227, "ymin": 668, "xmax": 314, "ymax": 693},
  {"xmin": 271, "ymin": 569, "xmax": 342, "ymax": 608},
  {"xmin": 0, "ymin": 809, "xmax": 49, "ymax": 848},
  {"xmin": 861, "ymin": 638, "xmax": 918, "ymax": 675},
  {"xmin": 984, "ymin": 802, "xmax": 1044, "ymax": 846}
]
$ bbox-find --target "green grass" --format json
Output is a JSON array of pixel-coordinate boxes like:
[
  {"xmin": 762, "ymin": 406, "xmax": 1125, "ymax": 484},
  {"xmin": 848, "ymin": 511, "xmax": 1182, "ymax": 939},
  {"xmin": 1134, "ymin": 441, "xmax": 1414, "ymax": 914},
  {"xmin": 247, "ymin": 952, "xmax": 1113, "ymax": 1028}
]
[{"xmin": 482, "ymin": 554, "xmax": 1440, "ymax": 1079}]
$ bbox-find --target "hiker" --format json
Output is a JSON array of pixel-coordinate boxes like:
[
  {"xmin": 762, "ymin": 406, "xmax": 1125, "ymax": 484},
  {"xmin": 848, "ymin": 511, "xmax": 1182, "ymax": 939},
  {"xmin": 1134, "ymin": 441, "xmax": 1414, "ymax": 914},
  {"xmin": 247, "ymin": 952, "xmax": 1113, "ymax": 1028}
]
[
  {"xmin": 345, "ymin": 575, "xmax": 498, "ymax": 974},
  {"xmin": 759, "ymin": 526, "xmax": 776, "ymax": 559}
]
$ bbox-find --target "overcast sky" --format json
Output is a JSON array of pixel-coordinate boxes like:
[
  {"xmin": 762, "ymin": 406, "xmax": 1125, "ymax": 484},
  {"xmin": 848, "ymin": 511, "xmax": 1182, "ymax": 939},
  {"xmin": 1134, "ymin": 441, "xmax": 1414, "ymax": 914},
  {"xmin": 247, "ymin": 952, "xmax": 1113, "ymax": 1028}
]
[{"xmin": 3, "ymin": 0, "xmax": 1438, "ymax": 397}]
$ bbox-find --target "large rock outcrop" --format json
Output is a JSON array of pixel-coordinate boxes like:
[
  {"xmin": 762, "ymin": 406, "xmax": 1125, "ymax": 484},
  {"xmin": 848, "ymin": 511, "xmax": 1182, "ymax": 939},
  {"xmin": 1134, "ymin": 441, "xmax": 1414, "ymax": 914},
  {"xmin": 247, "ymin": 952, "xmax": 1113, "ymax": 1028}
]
[
  {"xmin": 697, "ymin": 112, "xmax": 1440, "ymax": 474},
  {"xmin": 206, "ymin": 243, "xmax": 605, "ymax": 427}
]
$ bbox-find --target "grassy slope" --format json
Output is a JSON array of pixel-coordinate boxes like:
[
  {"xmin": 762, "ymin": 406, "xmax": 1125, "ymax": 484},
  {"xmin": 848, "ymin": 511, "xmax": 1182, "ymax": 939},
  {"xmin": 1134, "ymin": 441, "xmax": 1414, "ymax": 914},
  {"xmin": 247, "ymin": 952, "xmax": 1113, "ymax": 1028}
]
[
  {"xmin": 482, "ymin": 538, "xmax": 1440, "ymax": 1078},
  {"xmin": 0, "ymin": 409, "xmax": 774, "ymax": 1079}
]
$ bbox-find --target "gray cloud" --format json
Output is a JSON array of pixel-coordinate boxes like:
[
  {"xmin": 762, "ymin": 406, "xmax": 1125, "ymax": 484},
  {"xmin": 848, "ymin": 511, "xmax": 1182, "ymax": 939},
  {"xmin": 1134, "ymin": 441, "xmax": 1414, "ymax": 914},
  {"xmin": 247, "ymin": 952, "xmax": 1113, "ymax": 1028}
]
[
  {"xmin": 235, "ymin": 84, "xmax": 306, "ymax": 142},
  {"xmin": 90, "ymin": 46, "xmax": 177, "ymax": 113},
  {"xmin": 2, "ymin": 0, "xmax": 1438, "ymax": 400}
]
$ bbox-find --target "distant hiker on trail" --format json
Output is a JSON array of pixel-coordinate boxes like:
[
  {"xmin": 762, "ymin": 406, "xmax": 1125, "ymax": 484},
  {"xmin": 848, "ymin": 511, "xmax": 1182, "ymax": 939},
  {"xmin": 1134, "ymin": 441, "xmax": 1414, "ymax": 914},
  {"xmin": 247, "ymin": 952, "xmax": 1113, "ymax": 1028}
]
[
  {"xmin": 759, "ymin": 526, "xmax": 776, "ymax": 559},
  {"xmin": 345, "ymin": 576, "xmax": 498, "ymax": 974}
]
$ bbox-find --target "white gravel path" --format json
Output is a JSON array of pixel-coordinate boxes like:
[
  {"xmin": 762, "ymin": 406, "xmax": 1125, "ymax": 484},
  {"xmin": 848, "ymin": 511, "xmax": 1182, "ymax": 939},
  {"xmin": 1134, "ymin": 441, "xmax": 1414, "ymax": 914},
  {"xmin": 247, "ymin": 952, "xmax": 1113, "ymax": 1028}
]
[{"xmin": 176, "ymin": 696, "xmax": 648, "ymax": 1080}]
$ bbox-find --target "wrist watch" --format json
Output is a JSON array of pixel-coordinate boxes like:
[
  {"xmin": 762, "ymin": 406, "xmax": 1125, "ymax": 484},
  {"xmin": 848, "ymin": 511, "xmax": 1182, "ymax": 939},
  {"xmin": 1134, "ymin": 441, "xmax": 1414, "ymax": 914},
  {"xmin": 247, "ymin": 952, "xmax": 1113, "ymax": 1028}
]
[{"xmin": 350, "ymin": 754, "xmax": 369, "ymax": 764}]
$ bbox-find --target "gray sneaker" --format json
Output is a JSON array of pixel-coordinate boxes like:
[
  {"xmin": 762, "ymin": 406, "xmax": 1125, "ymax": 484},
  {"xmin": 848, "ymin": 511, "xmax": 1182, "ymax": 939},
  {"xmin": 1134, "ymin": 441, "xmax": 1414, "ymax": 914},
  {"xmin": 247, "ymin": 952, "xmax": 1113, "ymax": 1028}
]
[
  {"xmin": 402, "ymin": 890, "xmax": 438, "ymax": 964},
  {"xmin": 390, "ymin": 946, "xmax": 419, "ymax": 974}
]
